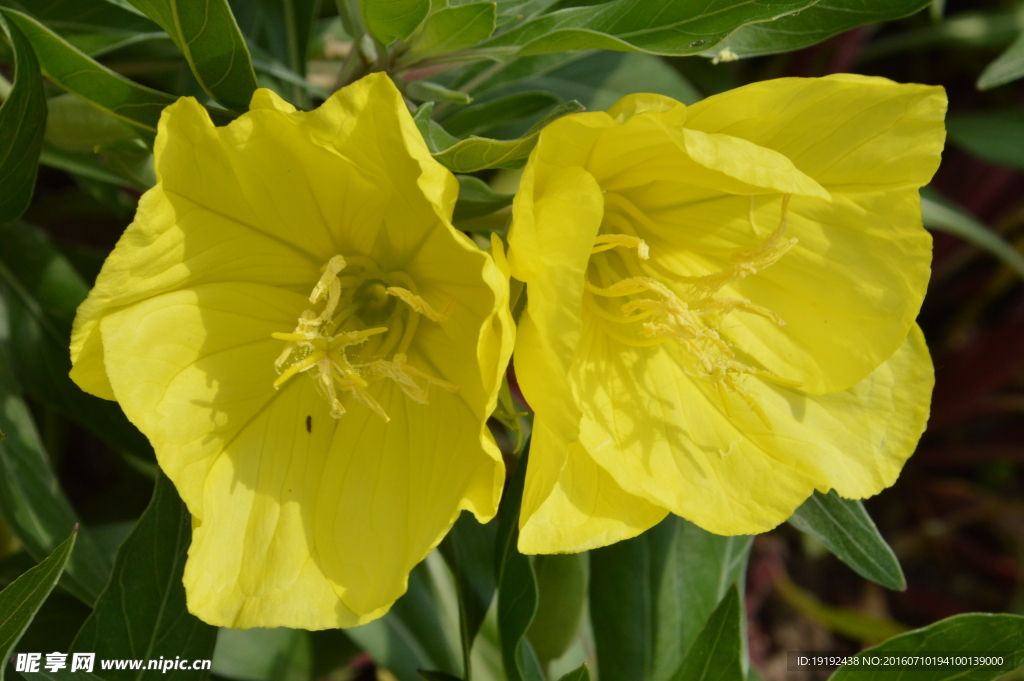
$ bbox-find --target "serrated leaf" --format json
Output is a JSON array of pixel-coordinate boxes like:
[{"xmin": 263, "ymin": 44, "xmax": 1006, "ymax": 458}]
[
  {"xmin": 432, "ymin": 99, "xmax": 583, "ymax": 172},
  {"xmin": 122, "ymin": 0, "xmax": 258, "ymax": 110},
  {"xmin": 708, "ymin": 0, "xmax": 931, "ymax": 59},
  {"xmin": 828, "ymin": 613, "xmax": 1024, "ymax": 681},
  {"xmin": 0, "ymin": 13, "xmax": 46, "ymax": 225},
  {"xmin": 494, "ymin": 452, "xmax": 544, "ymax": 681},
  {"xmin": 921, "ymin": 190, "xmax": 1024, "ymax": 281},
  {"xmin": 68, "ymin": 472, "xmax": 218, "ymax": 681},
  {"xmin": 788, "ymin": 490, "xmax": 905, "ymax": 591},
  {"xmin": 361, "ymin": 0, "xmax": 430, "ymax": 44},
  {"xmin": 405, "ymin": 2, "xmax": 496, "ymax": 59},
  {"xmin": 1, "ymin": 9, "xmax": 234, "ymax": 139},
  {"xmin": 0, "ymin": 531, "xmax": 75, "ymax": 681},
  {"xmin": 670, "ymin": 585, "xmax": 743, "ymax": 681},
  {"xmin": 480, "ymin": 0, "xmax": 817, "ymax": 58},
  {"xmin": 439, "ymin": 511, "xmax": 497, "ymax": 680}
]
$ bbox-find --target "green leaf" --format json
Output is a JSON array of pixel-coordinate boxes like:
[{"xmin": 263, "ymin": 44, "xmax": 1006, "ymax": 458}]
[
  {"xmin": 978, "ymin": 32, "xmax": 1024, "ymax": 90},
  {"xmin": 414, "ymin": 102, "xmax": 463, "ymax": 153},
  {"xmin": 921, "ymin": 191, "xmax": 1024, "ymax": 281},
  {"xmin": 0, "ymin": 0, "xmax": 157, "ymax": 33},
  {"xmin": 453, "ymin": 175, "xmax": 514, "ymax": 222},
  {"xmin": 361, "ymin": 0, "xmax": 430, "ymax": 44},
  {"xmin": 121, "ymin": 0, "xmax": 258, "ymax": 111},
  {"xmin": 787, "ymin": 490, "xmax": 905, "ymax": 591},
  {"xmin": 774, "ymin": 575, "xmax": 907, "ymax": 644},
  {"xmin": 946, "ymin": 110, "xmax": 1024, "ymax": 172},
  {"xmin": 418, "ymin": 672, "xmax": 462, "ymax": 681},
  {"xmin": 590, "ymin": 517, "xmax": 752, "ymax": 681},
  {"xmin": 1, "ymin": 9, "xmax": 233, "ymax": 139},
  {"xmin": 442, "ymin": 91, "xmax": 559, "ymax": 137},
  {"xmin": 480, "ymin": 0, "xmax": 817, "ymax": 57},
  {"xmin": 405, "ymin": 2, "xmax": 497, "ymax": 59},
  {"xmin": 408, "ymin": 80, "xmax": 474, "ymax": 104},
  {"xmin": 556, "ymin": 665, "xmax": 591, "ymax": 681},
  {"xmin": 708, "ymin": 0, "xmax": 930, "ymax": 59},
  {"xmin": 232, "ymin": 0, "xmax": 320, "ymax": 75},
  {"xmin": 589, "ymin": 523, "xmax": 664, "ymax": 681},
  {"xmin": 494, "ymin": 452, "xmax": 544, "ymax": 681},
  {"xmin": 439, "ymin": 511, "xmax": 497, "ymax": 680},
  {"xmin": 347, "ymin": 556, "xmax": 461, "ymax": 681},
  {"xmin": 0, "ymin": 531, "xmax": 76, "ymax": 681},
  {"xmin": 670, "ymin": 585, "xmax": 743, "ymax": 681},
  {"xmin": 828, "ymin": 613, "xmax": 1024, "ymax": 681},
  {"xmin": 0, "ymin": 13, "xmax": 46, "ymax": 225},
  {"xmin": 43, "ymin": 93, "xmax": 136, "ymax": 154},
  {"xmin": 0, "ymin": 326, "xmax": 112, "ymax": 606},
  {"xmin": 651, "ymin": 519, "xmax": 752, "ymax": 681},
  {"xmin": 860, "ymin": 6, "xmax": 1024, "ymax": 60},
  {"xmin": 69, "ymin": 472, "xmax": 218, "ymax": 681},
  {"xmin": 0, "ymin": 221, "xmax": 156, "ymax": 476},
  {"xmin": 211, "ymin": 628, "xmax": 313, "ymax": 681},
  {"xmin": 527, "ymin": 553, "xmax": 586, "ymax": 666},
  {"xmin": 38, "ymin": 144, "xmax": 138, "ymax": 188},
  {"xmin": 431, "ymin": 99, "xmax": 583, "ymax": 172}
]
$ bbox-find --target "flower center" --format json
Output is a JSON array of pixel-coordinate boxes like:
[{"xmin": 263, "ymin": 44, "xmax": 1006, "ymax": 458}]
[
  {"xmin": 584, "ymin": 193, "xmax": 800, "ymax": 427},
  {"xmin": 272, "ymin": 254, "xmax": 458, "ymax": 422}
]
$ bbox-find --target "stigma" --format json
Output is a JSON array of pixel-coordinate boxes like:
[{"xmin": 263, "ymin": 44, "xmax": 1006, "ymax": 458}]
[{"xmin": 271, "ymin": 254, "xmax": 458, "ymax": 421}]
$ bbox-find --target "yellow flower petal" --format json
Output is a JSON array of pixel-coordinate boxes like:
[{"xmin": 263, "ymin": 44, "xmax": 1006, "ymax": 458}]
[
  {"xmin": 71, "ymin": 73, "xmax": 511, "ymax": 628},
  {"xmin": 509, "ymin": 76, "xmax": 942, "ymax": 549},
  {"xmin": 576, "ymin": 323, "xmax": 933, "ymax": 536},
  {"xmin": 509, "ymin": 163, "xmax": 604, "ymax": 445},
  {"xmin": 619, "ymin": 187, "xmax": 931, "ymax": 393},
  {"xmin": 518, "ymin": 419, "xmax": 667, "ymax": 554},
  {"xmin": 684, "ymin": 74, "xmax": 947, "ymax": 193}
]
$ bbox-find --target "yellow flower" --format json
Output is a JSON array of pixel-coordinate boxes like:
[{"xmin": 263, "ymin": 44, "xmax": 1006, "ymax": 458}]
[
  {"xmin": 68, "ymin": 73, "xmax": 514, "ymax": 629},
  {"xmin": 507, "ymin": 74, "xmax": 946, "ymax": 552}
]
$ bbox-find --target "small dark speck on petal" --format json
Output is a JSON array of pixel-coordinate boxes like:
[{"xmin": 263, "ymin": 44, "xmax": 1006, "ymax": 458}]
[{"xmin": 306, "ymin": 415, "xmax": 312, "ymax": 433}]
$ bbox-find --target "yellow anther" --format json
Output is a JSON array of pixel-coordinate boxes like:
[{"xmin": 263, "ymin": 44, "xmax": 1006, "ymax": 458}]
[
  {"xmin": 310, "ymin": 255, "xmax": 347, "ymax": 322},
  {"xmin": 273, "ymin": 350, "xmax": 325, "ymax": 389},
  {"xmin": 591, "ymin": 234, "xmax": 649, "ymax": 259},
  {"xmin": 272, "ymin": 255, "xmax": 460, "ymax": 421},
  {"xmin": 583, "ymin": 193, "xmax": 804, "ymax": 430},
  {"xmin": 387, "ymin": 287, "xmax": 454, "ymax": 322}
]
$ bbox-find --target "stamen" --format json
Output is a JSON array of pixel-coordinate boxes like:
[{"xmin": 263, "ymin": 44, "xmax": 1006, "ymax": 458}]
[
  {"xmin": 271, "ymin": 255, "xmax": 461, "ymax": 421},
  {"xmin": 387, "ymin": 287, "xmax": 454, "ymax": 322},
  {"xmin": 591, "ymin": 234, "xmax": 649, "ymax": 259},
  {"xmin": 585, "ymin": 193, "xmax": 802, "ymax": 430}
]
